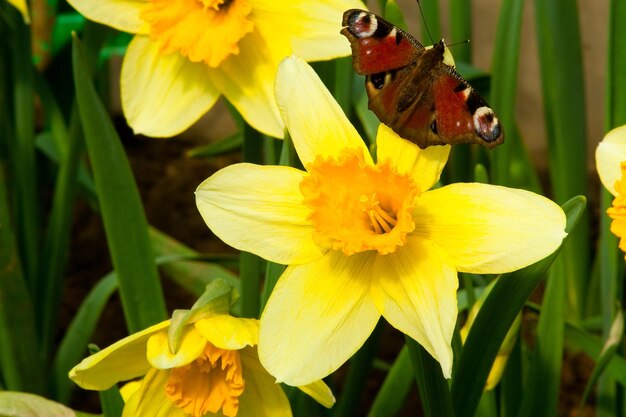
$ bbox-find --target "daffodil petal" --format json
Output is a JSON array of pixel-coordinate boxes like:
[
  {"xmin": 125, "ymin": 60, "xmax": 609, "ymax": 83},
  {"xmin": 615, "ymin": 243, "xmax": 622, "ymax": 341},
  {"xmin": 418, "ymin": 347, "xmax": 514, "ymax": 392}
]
[
  {"xmin": 65, "ymin": 0, "xmax": 148, "ymax": 34},
  {"xmin": 596, "ymin": 125, "xmax": 626, "ymax": 195},
  {"xmin": 414, "ymin": 183, "xmax": 567, "ymax": 274},
  {"xmin": 252, "ymin": 0, "xmax": 363, "ymax": 61},
  {"xmin": 236, "ymin": 347, "xmax": 292, "ymax": 417},
  {"xmin": 259, "ymin": 251, "xmax": 380, "ymax": 386},
  {"xmin": 297, "ymin": 380, "xmax": 335, "ymax": 408},
  {"xmin": 372, "ymin": 238, "xmax": 457, "ymax": 378},
  {"xmin": 121, "ymin": 36, "xmax": 219, "ymax": 137},
  {"xmin": 122, "ymin": 368, "xmax": 187, "ymax": 417},
  {"xmin": 147, "ymin": 327, "xmax": 206, "ymax": 369},
  {"xmin": 195, "ymin": 163, "xmax": 324, "ymax": 265},
  {"xmin": 209, "ymin": 29, "xmax": 285, "ymax": 138},
  {"xmin": 7, "ymin": 0, "xmax": 30, "ymax": 23},
  {"xmin": 69, "ymin": 320, "xmax": 170, "ymax": 390},
  {"xmin": 194, "ymin": 315, "xmax": 259, "ymax": 350},
  {"xmin": 376, "ymin": 124, "xmax": 450, "ymax": 191},
  {"xmin": 119, "ymin": 381, "xmax": 141, "ymax": 401},
  {"xmin": 275, "ymin": 55, "xmax": 371, "ymax": 168}
]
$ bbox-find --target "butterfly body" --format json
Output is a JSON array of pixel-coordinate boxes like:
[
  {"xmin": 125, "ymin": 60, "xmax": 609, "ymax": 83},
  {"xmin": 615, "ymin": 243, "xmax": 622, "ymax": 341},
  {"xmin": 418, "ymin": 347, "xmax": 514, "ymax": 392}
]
[{"xmin": 341, "ymin": 9, "xmax": 503, "ymax": 149}]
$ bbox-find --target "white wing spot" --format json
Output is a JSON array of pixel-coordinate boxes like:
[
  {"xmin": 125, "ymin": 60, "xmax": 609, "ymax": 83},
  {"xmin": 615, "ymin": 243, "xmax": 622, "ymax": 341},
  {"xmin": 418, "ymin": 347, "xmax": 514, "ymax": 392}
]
[
  {"xmin": 356, "ymin": 12, "xmax": 378, "ymax": 38},
  {"xmin": 473, "ymin": 106, "xmax": 499, "ymax": 138}
]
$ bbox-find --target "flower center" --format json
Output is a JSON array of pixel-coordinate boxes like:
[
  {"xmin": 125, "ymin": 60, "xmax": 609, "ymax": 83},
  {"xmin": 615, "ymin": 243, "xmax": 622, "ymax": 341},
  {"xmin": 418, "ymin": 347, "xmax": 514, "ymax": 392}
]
[
  {"xmin": 300, "ymin": 149, "xmax": 420, "ymax": 255},
  {"xmin": 608, "ymin": 161, "xmax": 626, "ymax": 258},
  {"xmin": 165, "ymin": 343, "xmax": 244, "ymax": 417},
  {"xmin": 141, "ymin": 0, "xmax": 254, "ymax": 67}
]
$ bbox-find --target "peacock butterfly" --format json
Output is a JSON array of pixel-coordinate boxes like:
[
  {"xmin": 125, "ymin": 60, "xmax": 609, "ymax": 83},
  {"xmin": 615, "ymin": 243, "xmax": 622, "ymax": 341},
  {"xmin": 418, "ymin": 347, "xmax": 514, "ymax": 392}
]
[{"xmin": 341, "ymin": 9, "xmax": 504, "ymax": 149}]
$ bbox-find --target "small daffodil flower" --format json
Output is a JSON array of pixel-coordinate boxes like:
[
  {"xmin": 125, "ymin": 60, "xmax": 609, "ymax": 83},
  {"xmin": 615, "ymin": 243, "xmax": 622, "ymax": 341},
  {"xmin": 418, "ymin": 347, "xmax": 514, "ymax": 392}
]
[
  {"xmin": 64, "ymin": 0, "xmax": 364, "ymax": 138},
  {"xmin": 195, "ymin": 56, "xmax": 567, "ymax": 385},
  {"xmin": 596, "ymin": 125, "xmax": 626, "ymax": 256},
  {"xmin": 69, "ymin": 282, "xmax": 334, "ymax": 417}
]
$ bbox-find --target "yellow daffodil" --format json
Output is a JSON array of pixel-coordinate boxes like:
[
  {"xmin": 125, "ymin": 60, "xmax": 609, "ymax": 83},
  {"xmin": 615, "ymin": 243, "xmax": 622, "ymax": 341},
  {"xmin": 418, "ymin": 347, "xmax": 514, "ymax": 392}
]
[
  {"xmin": 195, "ymin": 55, "xmax": 567, "ymax": 385},
  {"xmin": 64, "ymin": 0, "xmax": 363, "ymax": 138},
  {"xmin": 596, "ymin": 125, "xmax": 626, "ymax": 256},
  {"xmin": 5, "ymin": 0, "xmax": 30, "ymax": 23},
  {"xmin": 70, "ymin": 282, "xmax": 334, "ymax": 417}
]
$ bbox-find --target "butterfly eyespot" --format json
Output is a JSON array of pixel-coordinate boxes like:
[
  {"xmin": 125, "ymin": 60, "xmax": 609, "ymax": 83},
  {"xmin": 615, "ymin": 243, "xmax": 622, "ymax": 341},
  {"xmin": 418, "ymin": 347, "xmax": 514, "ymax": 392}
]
[
  {"xmin": 430, "ymin": 120, "xmax": 438, "ymax": 135},
  {"xmin": 348, "ymin": 11, "xmax": 378, "ymax": 38},
  {"xmin": 473, "ymin": 107, "xmax": 501, "ymax": 142},
  {"xmin": 370, "ymin": 72, "xmax": 386, "ymax": 90}
]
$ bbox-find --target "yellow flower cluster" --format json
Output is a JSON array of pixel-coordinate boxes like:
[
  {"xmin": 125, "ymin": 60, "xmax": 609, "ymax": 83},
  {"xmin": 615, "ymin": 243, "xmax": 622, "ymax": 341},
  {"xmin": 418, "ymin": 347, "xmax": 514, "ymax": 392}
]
[{"xmin": 64, "ymin": 1, "xmax": 574, "ymax": 415}]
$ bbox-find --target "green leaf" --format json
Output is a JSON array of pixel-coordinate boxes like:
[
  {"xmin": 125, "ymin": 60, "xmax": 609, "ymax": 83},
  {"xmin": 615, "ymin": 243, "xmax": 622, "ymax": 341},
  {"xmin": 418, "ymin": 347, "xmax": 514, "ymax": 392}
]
[
  {"xmin": 52, "ymin": 273, "xmax": 117, "ymax": 403},
  {"xmin": 448, "ymin": 0, "xmax": 471, "ymax": 63},
  {"xmin": 332, "ymin": 324, "xmax": 383, "ymax": 417},
  {"xmin": 451, "ymin": 196, "xmax": 586, "ymax": 417},
  {"xmin": 606, "ymin": 0, "xmax": 626, "ymax": 127},
  {"xmin": 148, "ymin": 227, "xmax": 240, "ymax": 293},
  {"xmin": 489, "ymin": 0, "xmax": 525, "ymax": 186},
  {"xmin": 518, "ymin": 260, "xmax": 566, "ymax": 417},
  {"xmin": 186, "ymin": 131, "xmax": 243, "ymax": 158},
  {"xmin": 72, "ymin": 34, "xmax": 167, "ymax": 332},
  {"xmin": 418, "ymin": 0, "xmax": 442, "ymax": 43},
  {"xmin": 383, "ymin": 0, "xmax": 408, "ymax": 31},
  {"xmin": 564, "ymin": 318, "xmax": 626, "ymax": 387},
  {"xmin": 406, "ymin": 336, "xmax": 453, "ymax": 417},
  {"xmin": 8, "ymin": 7, "xmax": 40, "ymax": 290},
  {"xmin": 0, "ymin": 164, "xmax": 43, "ymax": 393},
  {"xmin": 576, "ymin": 307, "xmax": 624, "ymax": 416},
  {"xmin": 534, "ymin": 0, "xmax": 590, "ymax": 320},
  {"xmin": 367, "ymin": 346, "xmax": 413, "ymax": 417}
]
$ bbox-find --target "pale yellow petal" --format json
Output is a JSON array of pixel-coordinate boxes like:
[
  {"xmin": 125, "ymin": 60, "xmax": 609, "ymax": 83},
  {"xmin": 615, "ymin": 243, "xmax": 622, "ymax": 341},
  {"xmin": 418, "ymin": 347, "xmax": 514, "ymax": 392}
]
[
  {"xmin": 69, "ymin": 320, "xmax": 170, "ymax": 390},
  {"xmin": 0, "ymin": 392, "xmax": 74, "ymax": 417},
  {"xmin": 413, "ymin": 183, "xmax": 567, "ymax": 274},
  {"xmin": 376, "ymin": 123, "xmax": 450, "ymax": 191},
  {"xmin": 372, "ymin": 238, "xmax": 457, "ymax": 378},
  {"xmin": 297, "ymin": 380, "xmax": 335, "ymax": 408},
  {"xmin": 146, "ymin": 327, "xmax": 206, "ymax": 369},
  {"xmin": 7, "ymin": 0, "xmax": 29, "ymax": 23},
  {"xmin": 596, "ymin": 125, "xmax": 626, "ymax": 196},
  {"xmin": 122, "ymin": 368, "xmax": 187, "ymax": 417},
  {"xmin": 237, "ymin": 347, "xmax": 292, "ymax": 417},
  {"xmin": 275, "ymin": 55, "xmax": 371, "ymax": 168},
  {"xmin": 195, "ymin": 315, "xmax": 259, "ymax": 350},
  {"xmin": 121, "ymin": 36, "xmax": 219, "ymax": 137},
  {"xmin": 209, "ymin": 29, "xmax": 285, "ymax": 138},
  {"xmin": 119, "ymin": 381, "xmax": 141, "ymax": 401},
  {"xmin": 252, "ymin": 0, "xmax": 365, "ymax": 61},
  {"xmin": 65, "ymin": 0, "xmax": 148, "ymax": 34},
  {"xmin": 259, "ymin": 251, "xmax": 380, "ymax": 386},
  {"xmin": 195, "ymin": 163, "xmax": 324, "ymax": 265}
]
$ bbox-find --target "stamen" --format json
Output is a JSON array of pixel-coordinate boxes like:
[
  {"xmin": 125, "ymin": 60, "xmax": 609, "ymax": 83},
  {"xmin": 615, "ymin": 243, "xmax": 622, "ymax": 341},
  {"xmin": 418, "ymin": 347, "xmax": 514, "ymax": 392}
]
[
  {"xmin": 360, "ymin": 193, "xmax": 397, "ymax": 234},
  {"xmin": 301, "ymin": 149, "xmax": 419, "ymax": 255}
]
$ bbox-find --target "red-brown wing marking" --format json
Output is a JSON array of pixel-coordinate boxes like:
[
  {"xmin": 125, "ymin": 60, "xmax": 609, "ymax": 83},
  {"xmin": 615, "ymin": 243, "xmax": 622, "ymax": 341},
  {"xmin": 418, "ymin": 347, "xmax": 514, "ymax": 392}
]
[
  {"xmin": 341, "ymin": 9, "xmax": 422, "ymax": 75},
  {"xmin": 433, "ymin": 75, "xmax": 475, "ymax": 141},
  {"xmin": 365, "ymin": 65, "xmax": 439, "ymax": 148}
]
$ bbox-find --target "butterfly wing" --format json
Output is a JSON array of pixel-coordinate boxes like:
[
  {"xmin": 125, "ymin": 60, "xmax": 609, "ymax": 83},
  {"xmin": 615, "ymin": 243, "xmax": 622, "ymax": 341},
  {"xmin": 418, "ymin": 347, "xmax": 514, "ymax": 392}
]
[
  {"xmin": 341, "ymin": 10, "xmax": 504, "ymax": 149},
  {"xmin": 389, "ymin": 65, "xmax": 503, "ymax": 148},
  {"xmin": 341, "ymin": 9, "xmax": 423, "ymax": 75}
]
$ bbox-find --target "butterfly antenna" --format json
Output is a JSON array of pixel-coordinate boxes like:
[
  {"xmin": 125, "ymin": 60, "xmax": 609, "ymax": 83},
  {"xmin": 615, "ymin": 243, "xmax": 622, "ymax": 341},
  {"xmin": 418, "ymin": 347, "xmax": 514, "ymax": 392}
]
[
  {"xmin": 447, "ymin": 39, "xmax": 471, "ymax": 48},
  {"xmin": 415, "ymin": 0, "xmax": 435, "ymax": 44}
]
